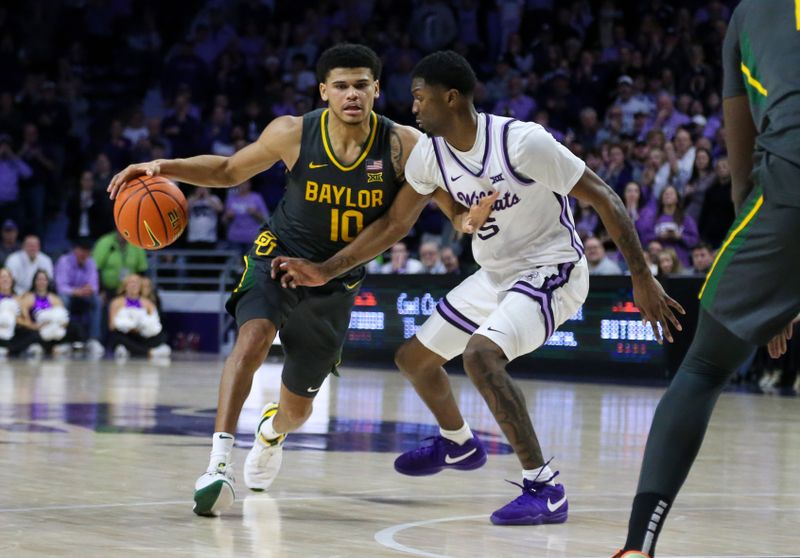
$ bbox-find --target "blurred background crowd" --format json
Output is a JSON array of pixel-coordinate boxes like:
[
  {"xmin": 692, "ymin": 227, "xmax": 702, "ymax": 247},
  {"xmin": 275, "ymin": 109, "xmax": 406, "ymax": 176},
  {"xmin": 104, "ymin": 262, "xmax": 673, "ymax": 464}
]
[{"xmin": 0, "ymin": 0, "xmax": 791, "ymax": 382}]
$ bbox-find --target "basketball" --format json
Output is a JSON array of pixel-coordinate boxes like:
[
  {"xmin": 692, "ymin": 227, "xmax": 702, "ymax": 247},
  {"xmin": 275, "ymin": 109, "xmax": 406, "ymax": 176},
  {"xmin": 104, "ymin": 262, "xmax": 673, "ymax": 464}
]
[{"xmin": 114, "ymin": 176, "xmax": 188, "ymax": 250}]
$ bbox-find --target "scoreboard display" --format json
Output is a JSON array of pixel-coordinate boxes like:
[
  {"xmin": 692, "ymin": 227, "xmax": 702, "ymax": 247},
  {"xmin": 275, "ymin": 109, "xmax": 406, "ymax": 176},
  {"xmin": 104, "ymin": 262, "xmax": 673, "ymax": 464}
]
[{"xmin": 341, "ymin": 275, "xmax": 701, "ymax": 378}]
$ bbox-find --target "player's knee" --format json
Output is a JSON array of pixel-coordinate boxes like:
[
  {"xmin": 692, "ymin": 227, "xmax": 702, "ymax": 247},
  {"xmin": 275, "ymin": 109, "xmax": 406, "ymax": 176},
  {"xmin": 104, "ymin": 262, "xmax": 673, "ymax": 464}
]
[
  {"xmin": 462, "ymin": 338, "xmax": 504, "ymax": 380},
  {"xmin": 394, "ymin": 342, "xmax": 414, "ymax": 374}
]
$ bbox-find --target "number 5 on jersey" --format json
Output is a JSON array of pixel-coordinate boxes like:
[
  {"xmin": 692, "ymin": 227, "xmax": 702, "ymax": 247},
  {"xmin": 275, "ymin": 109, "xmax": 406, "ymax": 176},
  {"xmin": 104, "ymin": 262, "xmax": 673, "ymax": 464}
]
[{"xmin": 330, "ymin": 208, "xmax": 363, "ymax": 242}]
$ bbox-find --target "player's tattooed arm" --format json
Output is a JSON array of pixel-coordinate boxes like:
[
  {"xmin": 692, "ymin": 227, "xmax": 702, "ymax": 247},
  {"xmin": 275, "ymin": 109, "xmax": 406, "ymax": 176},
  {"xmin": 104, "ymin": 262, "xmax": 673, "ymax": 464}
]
[
  {"xmin": 390, "ymin": 124, "xmax": 421, "ymax": 184},
  {"xmin": 571, "ymin": 168, "xmax": 685, "ymax": 343}
]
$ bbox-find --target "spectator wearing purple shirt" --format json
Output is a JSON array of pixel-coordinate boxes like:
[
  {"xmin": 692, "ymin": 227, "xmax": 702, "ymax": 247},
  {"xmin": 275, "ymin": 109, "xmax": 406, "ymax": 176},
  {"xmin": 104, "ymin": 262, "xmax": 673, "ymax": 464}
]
[
  {"xmin": 223, "ymin": 180, "xmax": 267, "ymax": 253},
  {"xmin": 640, "ymin": 91, "xmax": 691, "ymax": 141},
  {"xmin": 0, "ymin": 134, "xmax": 32, "ymax": 226},
  {"xmin": 55, "ymin": 239, "xmax": 103, "ymax": 354},
  {"xmin": 493, "ymin": 76, "xmax": 536, "ymax": 121},
  {"xmin": 639, "ymin": 185, "xmax": 699, "ymax": 267}
]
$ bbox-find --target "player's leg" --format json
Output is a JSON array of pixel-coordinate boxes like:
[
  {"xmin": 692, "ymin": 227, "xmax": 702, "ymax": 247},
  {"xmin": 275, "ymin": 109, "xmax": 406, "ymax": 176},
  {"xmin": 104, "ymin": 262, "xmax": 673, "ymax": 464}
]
[
  {"xmin": 244, "ymin": 286, "xmax": 354, "ymax": 490},
  {"xmin": 619, "ymin": 189, "xmax": 800, "ymax": 556},
  {"xmin": 394, "ymin": 337, "xmax": 465, "ymax": 431},
  {"xmin": 393, "ymin": 271, "xmax": 498, "ymax": 476},
  {"xmin": 619, "ymin": 310, "xmax": 753, "ymax": 557},
  {"xmin": 469, "ymin": 260, "xmax": 589, "ymax": 525},
  {"xmin": 194, "ymin": 254, "xmax": 290, "ymax": 516},
  {"xmin": 194, "ymin": 317, "xmax": 278, "ymax": 516},
  {"xmin": 393, "ymin": 336, "xmax": 488, "ymax": 475}
]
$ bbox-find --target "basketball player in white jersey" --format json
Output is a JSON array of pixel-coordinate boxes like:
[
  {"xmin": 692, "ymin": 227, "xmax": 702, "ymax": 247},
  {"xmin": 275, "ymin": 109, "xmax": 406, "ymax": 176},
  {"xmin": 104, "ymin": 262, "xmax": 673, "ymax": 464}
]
[{"xmin": 272, "ymin": 50, "xmax": 683, "ymax": 525}]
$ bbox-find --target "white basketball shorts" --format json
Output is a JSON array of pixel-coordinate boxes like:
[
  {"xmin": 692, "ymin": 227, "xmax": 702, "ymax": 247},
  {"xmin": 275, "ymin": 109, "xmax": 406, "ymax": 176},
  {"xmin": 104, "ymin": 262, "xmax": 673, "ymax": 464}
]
[{"xmin": 416, "ymin": 258, "xmax": 589, "ymax": 361}]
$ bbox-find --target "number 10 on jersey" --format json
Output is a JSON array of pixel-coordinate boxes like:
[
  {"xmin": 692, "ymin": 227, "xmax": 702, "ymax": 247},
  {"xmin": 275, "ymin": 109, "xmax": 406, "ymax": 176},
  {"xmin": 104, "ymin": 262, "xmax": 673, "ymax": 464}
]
[{"xmin": 330, "ymin": 208, "xmax": 364, "ymax": 242}]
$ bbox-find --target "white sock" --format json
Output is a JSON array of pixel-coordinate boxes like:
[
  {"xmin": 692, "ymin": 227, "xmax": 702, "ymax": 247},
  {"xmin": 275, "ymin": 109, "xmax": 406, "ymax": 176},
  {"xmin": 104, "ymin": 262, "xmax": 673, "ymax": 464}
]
[
  {"xmin": 258, "ymin": 414, "xmax": 283, "ymax": 442},
  {"xmin": 523, "ymin": 464, "xmax": 556, "ymax": 485},
  {"xmin": 439, "ymin": 422, "xmax": 473, "ymax": 445},
  {"xmin": 209, "ymin": 432, "xmax": 234, "ymax": 469}
]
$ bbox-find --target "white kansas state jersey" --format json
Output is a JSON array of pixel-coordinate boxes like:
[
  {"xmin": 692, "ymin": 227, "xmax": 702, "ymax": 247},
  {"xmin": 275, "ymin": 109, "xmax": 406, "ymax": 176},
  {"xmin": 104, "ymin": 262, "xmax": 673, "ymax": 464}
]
[{"xmin": 406, "ymin": 113, "xmax": 586, "ymax": 286}]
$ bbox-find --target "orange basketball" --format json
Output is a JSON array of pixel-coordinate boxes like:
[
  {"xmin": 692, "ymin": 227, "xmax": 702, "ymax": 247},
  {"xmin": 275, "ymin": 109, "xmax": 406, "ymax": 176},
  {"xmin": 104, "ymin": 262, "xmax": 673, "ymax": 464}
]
[{"xmin": 114, "ymin": 176, "xmax": 188, "ymax": 250}]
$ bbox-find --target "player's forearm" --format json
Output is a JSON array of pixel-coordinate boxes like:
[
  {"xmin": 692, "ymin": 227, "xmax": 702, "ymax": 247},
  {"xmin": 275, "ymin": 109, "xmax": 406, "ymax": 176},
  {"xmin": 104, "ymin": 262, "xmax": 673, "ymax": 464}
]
[
  {"xmin": 593, "ymin": 184, "xmax": 650, "ymax": 277},
  {"xmin": 320, "ymin": 216, "xmax": 409, "ymax": 279},
  {"xmin": 723, "ymin": 96, "xmax": 758, "ymax": 213},
  {"xmin": 156, "ymin": 156, "xmax": 237, "ymax": 188}
]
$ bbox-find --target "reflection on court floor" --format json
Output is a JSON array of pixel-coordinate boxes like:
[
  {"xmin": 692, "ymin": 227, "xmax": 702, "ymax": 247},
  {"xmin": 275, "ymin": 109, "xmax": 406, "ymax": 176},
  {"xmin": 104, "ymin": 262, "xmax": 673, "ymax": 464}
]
[{"xmin": 1, "ymin": 357, "xmax": 798, "ymax": 558}]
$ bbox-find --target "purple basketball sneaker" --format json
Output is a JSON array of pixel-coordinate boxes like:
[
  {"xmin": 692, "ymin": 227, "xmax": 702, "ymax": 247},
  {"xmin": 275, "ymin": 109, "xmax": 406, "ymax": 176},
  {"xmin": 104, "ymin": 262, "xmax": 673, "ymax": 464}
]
[
  {"xmin": 394, "ymin": 434, "xmax": 487, "ymax": 476},
  {"xmin": 490, "ymin": 472, "xmax": 568, "ymax": 525}
]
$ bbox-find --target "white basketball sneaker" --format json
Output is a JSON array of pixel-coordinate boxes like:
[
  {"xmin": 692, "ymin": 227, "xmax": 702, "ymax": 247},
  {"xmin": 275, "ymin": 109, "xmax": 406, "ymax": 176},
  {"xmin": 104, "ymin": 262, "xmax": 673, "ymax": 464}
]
[
  {"xmin": 244, "ymin": 402, "xmax": 286, "ymax": 491},
  {"xmin": 193, "ymin": 460, "xmax": 235, "ymax": 517}
]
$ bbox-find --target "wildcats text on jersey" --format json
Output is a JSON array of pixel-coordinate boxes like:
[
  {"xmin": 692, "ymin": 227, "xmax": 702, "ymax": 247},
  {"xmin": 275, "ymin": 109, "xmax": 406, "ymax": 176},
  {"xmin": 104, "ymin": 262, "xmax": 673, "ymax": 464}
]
[{"xmin": 457, "ymin": 189, "xmax": 521, "ymax": 211}]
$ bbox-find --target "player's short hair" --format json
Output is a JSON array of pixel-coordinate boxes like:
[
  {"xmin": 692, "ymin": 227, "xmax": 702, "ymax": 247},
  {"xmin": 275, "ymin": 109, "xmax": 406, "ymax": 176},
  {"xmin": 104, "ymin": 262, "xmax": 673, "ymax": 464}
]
[
  {"xmin": 412, "ymin": 51, "xmax": 477, "ymax": 95},
  {"xmin": 316, "ymin": 44, "xmax": 382, "ymax": 83},
  {"xmin": 692, "ymin": 242, "xmax": 713, "ymax": 252}
]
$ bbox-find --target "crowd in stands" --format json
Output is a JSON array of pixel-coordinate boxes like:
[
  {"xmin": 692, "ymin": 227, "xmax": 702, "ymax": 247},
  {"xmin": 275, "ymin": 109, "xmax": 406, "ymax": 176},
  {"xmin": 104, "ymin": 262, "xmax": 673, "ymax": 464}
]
[{"xmin": 2, "ymin": 1, "xmax": 781, "ymax": 372}]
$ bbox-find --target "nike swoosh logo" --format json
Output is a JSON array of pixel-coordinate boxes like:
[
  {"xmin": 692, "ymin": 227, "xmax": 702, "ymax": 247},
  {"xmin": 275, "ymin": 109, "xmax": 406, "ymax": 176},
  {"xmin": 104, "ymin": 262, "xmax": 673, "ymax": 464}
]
[
  {"xmin": 309, "ymin": 162, "xmax": 328, "ymax": 169},
  {"xmin": 142, "ymin": 220, "xmax": 162, "ymax": 248},
  {"xmin": 344, "ymin": 280, "xmax": 362, "ymax": 290},
  {"xmin": 547, "ymin": 494, "xmax": 567, "ymax": 512},
  {"xmin": 307, "ymin": 386, "xmax": 320, "ymax": 392},
  {"xmin": 487, "ymin": 326, "xmax": 505, "ymax": 335},
  {"xmin": 218, "ymin": 434, "xmax": 233, "ymax": 439},
  {"xmin": 450, "ymin": 175, "xmax": 463, "ymax": 182},
  {"xmin": 444, "ymin": 447, "xmax": 477, "ymax": 464}
]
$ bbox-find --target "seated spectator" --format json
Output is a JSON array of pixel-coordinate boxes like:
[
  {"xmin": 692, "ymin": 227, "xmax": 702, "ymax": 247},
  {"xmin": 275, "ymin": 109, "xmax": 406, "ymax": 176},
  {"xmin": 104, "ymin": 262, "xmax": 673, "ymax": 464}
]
[
  {"xmin": 656, "ymin": 247, "xmax": 686, "ymax": 277},
  {"xmin": 66, "ymin": 170, "xmax": 113, "ymax": 242},
  {"xmin": 622, "ymin": 181, "xmax": 651, "ymax": 237},
  {"xmin": 585, "ymin": 237, "xmax": 622, "ymax": 275},
  {"xmin": 380, "ymin": 242, "xmax": 424, "ymax": 274},
  {"xmin": 597, "ymin": 143, "xmax": 633, "ymax": 195},
  {"xmin": 92, "ymin": 230, "xmax": 148, "ymax": 298},
  {"xmin": 0, "ymin": 267, "xmax": 40, "ymax": 357},
  {"xmin": 683, "ymin": 147, "xmax": 715, "ymax": 222},
  {"xmin": 223, "ymin": 180, "xmax": 267, "ymax": 254},
  {"xmin": 6, "ymin": 235, "xmax": 53, "ymax": 295},
  {"xmin": 690, "ymin": 242, "xmax": 714, "ymax": 275},
  {"xmin": 573, "ymin": 198, "xmax": 600, "ymax": 239},
  {"xmin": 187, "ymin": 187, "xmax": 224, "ymax": 249},
  {"xmin": 20, "ymin": 270, "xmax": 75, "ymax": 357},
  {"xmin": 141, "ymin": 276, "xmax": 162, "ymax": 312},
  {"xmin": 108, "ymin": 274, "xmax": 171, "ymax": 360},
  {"xmin": 663, "ymin": 128, "xmax": 695, "ymax": 192},
  {"xmin": 419, "ymin": 241, "xmax": 446, "ymax": 274},
  {"xmin": 698, "ymin": 157, "xmax": 735, "ymax": 248},
  {"xmin": 0, "ymin": 219, "xmax": 19, "ymax": 264},
  {"xmin": 441, "ymin": 246, "xmax": 461, "ymax": 275},
  {"xmin": 54, "ymin": 238, "xmax": 104, "ymax": 357},
  {"xmin": 0, "ymin": 133, "xmax": 32, "ymax": 226},
  {"xmin": 639, "ymin": 185, "xmax": 699, "ymax": 268}
]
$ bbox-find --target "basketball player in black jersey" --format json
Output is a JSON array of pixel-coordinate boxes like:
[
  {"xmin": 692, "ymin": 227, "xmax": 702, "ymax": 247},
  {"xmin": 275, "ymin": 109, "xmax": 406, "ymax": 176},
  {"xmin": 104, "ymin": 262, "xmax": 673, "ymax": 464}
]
[{"xmin": 107, "ymin": 44, "xmax": 490, "ymax": 517}]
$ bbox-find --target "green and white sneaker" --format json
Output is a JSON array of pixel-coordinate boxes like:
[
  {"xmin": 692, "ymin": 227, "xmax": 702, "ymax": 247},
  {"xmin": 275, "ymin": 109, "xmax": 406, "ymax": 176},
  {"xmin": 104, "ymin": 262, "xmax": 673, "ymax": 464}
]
[
  {"xmin": 244, "ymin": 402, "xmax": 286, "ymax": 491},
  {"xmin": 193, "ymin": 461, "xmax": 235, "ymax": 517}
]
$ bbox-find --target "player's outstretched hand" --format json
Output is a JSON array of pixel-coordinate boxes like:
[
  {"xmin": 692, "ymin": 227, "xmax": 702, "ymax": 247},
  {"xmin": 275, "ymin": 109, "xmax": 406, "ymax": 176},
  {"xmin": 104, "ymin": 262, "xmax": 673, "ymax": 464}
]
[
  {"xmin": 271, "ymin": 256, "xmax": 327, "ymax": 288},
  {"xmin": 767, "ymin": 319, "xmax": 796, "ymax": 359},
  {"xmin": 107, "ymin": 161, "xmax": 162, "ymax": 200},
  {"xmin": 632, "ymin": 273, "xmax": 685, "ymax": 344},
  {"xmin": 462, "ymin": 190, "xmax": 499, "ymax": 234}
]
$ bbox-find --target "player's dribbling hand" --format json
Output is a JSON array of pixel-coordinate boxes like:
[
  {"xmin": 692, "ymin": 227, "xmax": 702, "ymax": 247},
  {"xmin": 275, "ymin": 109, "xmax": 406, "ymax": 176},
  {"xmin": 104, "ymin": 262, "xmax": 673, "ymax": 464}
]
[
  {"xmin": 107, "ymin": 161, "xmax": 162, "ymax": 200},
  {"xmin": 462, "ymin": 190, "xmax": 499, "ymax": 234},
  {"xmin": 632, "ymin": 273, "xmax": 685, "ymax": 344},
  {"xmin": 767, "ymin": 319, "xmax": 797, "ymax": 359},
  {"xmin": 271, "ymin": 256, "xmax": 327, "ymax": 288}
]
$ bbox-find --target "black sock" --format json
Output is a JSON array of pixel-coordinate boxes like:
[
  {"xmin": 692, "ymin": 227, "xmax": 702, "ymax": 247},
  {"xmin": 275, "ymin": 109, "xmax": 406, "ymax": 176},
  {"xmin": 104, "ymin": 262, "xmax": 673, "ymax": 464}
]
[{"xmin": 624, "ymin": 492, "xmax": 672, "ymax": 557}]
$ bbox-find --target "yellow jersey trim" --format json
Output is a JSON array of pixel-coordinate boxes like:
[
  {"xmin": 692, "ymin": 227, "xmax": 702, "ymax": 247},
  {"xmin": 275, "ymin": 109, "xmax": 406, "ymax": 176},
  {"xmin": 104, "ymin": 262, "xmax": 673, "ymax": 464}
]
[
  {"xmin": 234, "ymin": 256, "xmax": 249, "ymax": 292},
  {"xmin": 796, "ymin": 0, "xmax": 800, "ymax": 31},
  {"xmin": 740, "ymin": 62, "xmax": 768, "ymax": 97},
  {"xmin": 321, "ymin": 109, "xmax": 378, "ymax": 172},
  {"xmin": 698, "ymin": 195, "xmax": 764, "ymax": 299}
]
